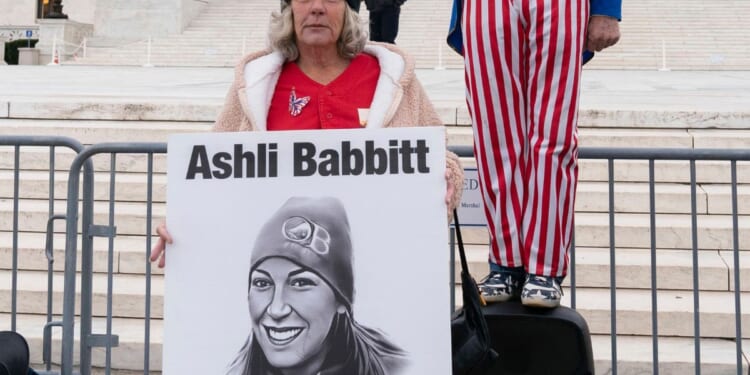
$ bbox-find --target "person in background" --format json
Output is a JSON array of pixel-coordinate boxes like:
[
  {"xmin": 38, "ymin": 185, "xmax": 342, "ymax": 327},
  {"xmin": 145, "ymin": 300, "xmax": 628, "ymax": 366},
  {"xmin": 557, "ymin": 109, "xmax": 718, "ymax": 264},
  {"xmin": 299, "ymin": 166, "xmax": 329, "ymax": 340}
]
[
  {"xmin": 365, "ymin": 0, "xmax": 407, "ymax": 44},
  {"xmin": 448, "ymin": 0, "xmax": 621, "ymax": 308},
  {"xmin": 284, "ymin": 0, "xmax": 360, "ymax": 12},
  {"xmin": 151, "ymin": 0, "xmax": 464, "ymax": 267}
]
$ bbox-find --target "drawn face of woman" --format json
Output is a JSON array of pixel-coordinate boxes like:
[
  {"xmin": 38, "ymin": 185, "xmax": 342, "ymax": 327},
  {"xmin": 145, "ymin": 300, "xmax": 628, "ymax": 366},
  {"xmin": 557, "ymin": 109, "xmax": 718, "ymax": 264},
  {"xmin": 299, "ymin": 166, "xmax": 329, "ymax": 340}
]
[
  {"xmin": 291, "ymin": 0, "xmax": 346, "ymax": 50},
  {"xmin": 249, "ymin": 257, "xmax": 342, "ymax": 370}
]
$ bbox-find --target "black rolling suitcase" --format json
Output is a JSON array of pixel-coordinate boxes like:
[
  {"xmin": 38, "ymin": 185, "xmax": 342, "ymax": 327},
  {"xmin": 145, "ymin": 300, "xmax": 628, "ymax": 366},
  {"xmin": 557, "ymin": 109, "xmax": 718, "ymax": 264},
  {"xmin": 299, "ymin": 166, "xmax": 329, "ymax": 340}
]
[{"xmin": 451, "ymin": 211, "xmax": 595, "ymax": 375}]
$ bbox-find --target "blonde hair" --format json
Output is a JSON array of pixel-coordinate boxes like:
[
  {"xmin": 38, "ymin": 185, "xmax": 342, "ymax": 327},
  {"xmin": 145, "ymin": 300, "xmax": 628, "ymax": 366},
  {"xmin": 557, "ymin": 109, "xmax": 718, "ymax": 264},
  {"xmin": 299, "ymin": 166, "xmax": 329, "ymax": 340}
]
[{"xmin": 268, "ymin": 4, "xmax": 368, "ymax": 61}]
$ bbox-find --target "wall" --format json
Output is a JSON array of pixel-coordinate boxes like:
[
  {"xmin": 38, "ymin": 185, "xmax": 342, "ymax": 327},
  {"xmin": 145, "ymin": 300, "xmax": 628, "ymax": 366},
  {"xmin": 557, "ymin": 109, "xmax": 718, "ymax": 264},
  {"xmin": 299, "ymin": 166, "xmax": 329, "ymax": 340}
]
[
  {"xmin": 93, "ymin": 0, "xmax": 209, "ymax": 41},
  {"xmin": 64, "ymin": 0, "xmax": 96, "ymax": 24},
  {"xmin": 0, "ymin": 0, "xmax": 37, "ymax": 26},
  {"xmin": 181, "ymin": 0, "xmax": 208, "ymax": 29},
  {"xmin": 94, "ymin": 0, "xmax": 181, "ymax": 41},
  {"xmin": 1, "ymin": 0, "xmax": 209, "ymax": 45}
]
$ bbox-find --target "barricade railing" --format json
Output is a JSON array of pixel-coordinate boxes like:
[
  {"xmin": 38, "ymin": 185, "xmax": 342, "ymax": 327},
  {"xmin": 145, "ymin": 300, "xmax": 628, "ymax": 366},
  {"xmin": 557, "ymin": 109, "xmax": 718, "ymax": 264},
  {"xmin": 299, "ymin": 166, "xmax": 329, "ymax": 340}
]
[
  {"xmin": 0, "ymin": 136, "xmax": 91, "ymax": 375},
  {"xmin": 2, "ymin": 139, "xmax": 746, "ymax": 374},
  {"xmin": 61, "ymin": 143, "xmax": 166, "ymax": 375},
  {"xmin": 452, "ymin": 145, "xmax": 748, "ymax": 375}
]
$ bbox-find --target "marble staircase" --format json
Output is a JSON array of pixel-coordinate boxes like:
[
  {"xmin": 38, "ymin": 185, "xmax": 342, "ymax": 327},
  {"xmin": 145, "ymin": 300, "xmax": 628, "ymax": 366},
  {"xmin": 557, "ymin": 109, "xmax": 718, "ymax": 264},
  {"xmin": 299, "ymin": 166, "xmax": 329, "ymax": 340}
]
[
  {"xmin": 71, "ymin": 0, "xmax": 750, "ymax": 70},
  {"xmin": 2, "ymin": 100, "xmax": 750, "ymax": 374},
  {"xmin": 1, "ymin": 63, "xmax": 750, "ymax": 373}
]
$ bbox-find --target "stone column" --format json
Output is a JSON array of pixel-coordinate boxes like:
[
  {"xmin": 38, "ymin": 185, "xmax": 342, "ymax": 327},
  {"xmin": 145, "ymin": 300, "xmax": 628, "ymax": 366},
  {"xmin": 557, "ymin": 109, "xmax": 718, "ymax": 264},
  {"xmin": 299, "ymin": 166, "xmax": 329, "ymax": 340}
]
[{"xmin": 0, "ymin": 36, "xmax": 7, "ymax": 65}]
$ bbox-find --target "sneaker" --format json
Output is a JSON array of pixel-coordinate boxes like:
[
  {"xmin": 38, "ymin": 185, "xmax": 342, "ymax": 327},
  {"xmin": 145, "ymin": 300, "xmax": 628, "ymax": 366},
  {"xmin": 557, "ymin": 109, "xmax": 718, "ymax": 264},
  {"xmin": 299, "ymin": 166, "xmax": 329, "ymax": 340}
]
[
  {"xmin": 478, "ymin": 270, "xmax": 523, "ymax": 303},
  {"xmin": 521, "ymin": 274, "xmax": 563, "ymax": 308}
]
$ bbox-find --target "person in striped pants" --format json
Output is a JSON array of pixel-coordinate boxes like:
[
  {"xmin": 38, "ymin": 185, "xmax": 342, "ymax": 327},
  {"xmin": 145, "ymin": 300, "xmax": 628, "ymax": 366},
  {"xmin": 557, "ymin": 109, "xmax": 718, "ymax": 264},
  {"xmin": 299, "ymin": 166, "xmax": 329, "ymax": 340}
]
[{"xmin": 449, "ymin": 0, "xmax": 621, "ymax": 308}]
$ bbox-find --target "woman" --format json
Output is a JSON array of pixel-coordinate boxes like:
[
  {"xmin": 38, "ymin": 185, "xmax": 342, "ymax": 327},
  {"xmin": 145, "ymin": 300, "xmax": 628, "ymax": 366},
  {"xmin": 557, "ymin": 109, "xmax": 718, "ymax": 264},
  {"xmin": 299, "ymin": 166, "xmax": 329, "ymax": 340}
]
[
  {"xmin": 151, "ymin": 0, "xmax": 463, "ymax": 265},
  {"xmin": 227, "ymin": 196, "xmax": 406, "ymax": 375}
]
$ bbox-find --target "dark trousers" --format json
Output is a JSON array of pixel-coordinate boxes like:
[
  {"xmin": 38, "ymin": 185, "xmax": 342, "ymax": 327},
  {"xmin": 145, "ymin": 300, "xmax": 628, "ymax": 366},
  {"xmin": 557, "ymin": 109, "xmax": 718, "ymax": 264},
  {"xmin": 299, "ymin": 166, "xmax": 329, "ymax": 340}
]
[{"xmin": 369, "ymin": 5, "xmax": 401, "ymax": 44}]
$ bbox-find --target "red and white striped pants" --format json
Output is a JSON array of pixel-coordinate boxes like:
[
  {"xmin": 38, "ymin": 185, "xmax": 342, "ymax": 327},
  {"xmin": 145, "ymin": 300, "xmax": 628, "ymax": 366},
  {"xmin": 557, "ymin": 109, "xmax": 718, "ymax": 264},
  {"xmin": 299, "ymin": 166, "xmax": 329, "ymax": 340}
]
[{"xmin": 462, "ymin": 0, "xmax": 588, "ymax": 277}]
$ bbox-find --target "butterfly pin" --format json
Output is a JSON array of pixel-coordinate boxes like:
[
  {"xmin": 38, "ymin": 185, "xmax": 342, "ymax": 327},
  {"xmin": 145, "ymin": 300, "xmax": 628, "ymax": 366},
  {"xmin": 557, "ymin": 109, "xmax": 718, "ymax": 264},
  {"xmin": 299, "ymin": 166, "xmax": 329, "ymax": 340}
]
[{"xmin": 289, "ymin": 87, "xmax": 310, "ymax": 117}]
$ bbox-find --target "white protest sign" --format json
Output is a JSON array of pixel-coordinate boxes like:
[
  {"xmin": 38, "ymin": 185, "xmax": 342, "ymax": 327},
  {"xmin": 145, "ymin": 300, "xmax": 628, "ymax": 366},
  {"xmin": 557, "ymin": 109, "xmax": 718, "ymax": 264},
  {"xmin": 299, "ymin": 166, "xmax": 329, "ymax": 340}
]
[{"xmin": 163, "ymin": 127, "xmax": 452, "ymax": 375}]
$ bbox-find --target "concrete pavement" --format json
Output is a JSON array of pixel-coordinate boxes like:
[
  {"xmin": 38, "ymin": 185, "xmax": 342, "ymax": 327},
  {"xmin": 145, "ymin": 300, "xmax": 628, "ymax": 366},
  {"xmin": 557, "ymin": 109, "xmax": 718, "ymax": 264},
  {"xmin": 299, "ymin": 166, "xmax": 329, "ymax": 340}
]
[{"xmin": 1, "ymin": 65, "xmax": 749, "ymax": 116}]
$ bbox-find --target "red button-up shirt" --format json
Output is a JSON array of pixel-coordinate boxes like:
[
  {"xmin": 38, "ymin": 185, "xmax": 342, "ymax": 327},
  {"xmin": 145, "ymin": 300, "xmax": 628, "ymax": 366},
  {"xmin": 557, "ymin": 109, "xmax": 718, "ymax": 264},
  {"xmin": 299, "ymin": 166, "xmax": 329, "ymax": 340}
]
[{"xmin": 267, "ymin": 53, "xmax": 380, "ymax": 131}]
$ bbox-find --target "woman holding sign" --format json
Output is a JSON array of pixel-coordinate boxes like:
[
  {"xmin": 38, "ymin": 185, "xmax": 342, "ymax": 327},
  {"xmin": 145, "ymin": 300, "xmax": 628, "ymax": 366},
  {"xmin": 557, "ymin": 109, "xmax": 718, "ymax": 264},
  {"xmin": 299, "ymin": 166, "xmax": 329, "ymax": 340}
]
[
  {"xmin": 226, "ymin": 196, "xmax": 406, "ymax": 375},
  {"xmin": 151, "ymin": 0, "xmax": 463, "ymax": 267}
]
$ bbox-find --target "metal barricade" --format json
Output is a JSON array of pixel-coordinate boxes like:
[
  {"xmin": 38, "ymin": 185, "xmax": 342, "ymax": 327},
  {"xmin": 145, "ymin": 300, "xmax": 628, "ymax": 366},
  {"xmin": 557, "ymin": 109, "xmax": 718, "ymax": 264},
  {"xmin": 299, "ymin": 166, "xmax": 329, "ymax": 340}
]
[
  {"xmin": 451, "ymin": 145, "xmax": 748, "ymax": 375},
  {"xmin": 0, "ymin": 136, "xmax": 90, "ymax": 375},
  {"xmin": 61, "ymin": 142, "xmax": 166, "ymax": 375},
  {"xmin": 0, "ymin": 140, "xmax": 740, "ymax": 374}
]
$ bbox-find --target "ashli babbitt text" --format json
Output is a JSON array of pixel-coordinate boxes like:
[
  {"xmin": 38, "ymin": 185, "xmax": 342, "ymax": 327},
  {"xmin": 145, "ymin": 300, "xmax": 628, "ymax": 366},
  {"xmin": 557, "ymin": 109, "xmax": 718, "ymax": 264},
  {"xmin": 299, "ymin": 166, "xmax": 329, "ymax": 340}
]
[{"xmin": 185, "ymin": 140, "xmax": 431, "ymax": 179}]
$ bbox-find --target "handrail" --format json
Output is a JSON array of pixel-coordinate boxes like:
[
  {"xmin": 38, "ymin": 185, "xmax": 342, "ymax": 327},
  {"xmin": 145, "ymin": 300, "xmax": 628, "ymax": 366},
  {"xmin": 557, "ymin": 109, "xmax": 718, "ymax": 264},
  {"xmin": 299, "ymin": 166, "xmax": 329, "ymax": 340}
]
[{"xmin": 450, "ymin": 145, "xmax": 750, "ymax": 161}]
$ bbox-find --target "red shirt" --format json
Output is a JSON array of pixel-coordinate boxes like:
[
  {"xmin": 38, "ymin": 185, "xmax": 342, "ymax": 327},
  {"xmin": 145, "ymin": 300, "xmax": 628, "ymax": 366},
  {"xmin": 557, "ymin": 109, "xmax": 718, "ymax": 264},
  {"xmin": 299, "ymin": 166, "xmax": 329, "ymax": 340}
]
[{"xmin": 267, "ymin": 53, "xmax": 380, "ymax": 131}]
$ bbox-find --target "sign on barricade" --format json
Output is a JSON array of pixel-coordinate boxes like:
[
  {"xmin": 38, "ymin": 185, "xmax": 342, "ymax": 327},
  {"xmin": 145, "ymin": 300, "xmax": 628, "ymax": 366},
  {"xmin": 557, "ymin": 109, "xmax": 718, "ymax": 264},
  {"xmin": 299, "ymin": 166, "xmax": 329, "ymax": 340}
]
[
  {"xmin": 456, "ymin": 168, "xmax": 487, "ymax": 227},
  {"xmin": 163, "ymin": 128, "xmax": 452, "ymax": 375}
]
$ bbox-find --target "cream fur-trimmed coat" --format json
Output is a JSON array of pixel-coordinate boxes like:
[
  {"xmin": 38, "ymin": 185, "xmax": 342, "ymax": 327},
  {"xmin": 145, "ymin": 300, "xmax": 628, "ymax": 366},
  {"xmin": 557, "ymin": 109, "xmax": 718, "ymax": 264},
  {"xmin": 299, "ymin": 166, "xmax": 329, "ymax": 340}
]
[{"xmin": 213, "ymin": 42, "xmax": 464, "ymax": 216}]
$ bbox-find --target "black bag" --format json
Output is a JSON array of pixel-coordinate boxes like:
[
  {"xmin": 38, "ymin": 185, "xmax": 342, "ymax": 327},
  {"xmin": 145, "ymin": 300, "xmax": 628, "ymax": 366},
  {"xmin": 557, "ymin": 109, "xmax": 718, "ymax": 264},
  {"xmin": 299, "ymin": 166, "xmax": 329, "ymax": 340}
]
[
  {"xmin": 0, "ymin": 331, "xmax": 30, "ymax": 375},
  {"xmin": 451, "ymin": 210, "xmax": 498, "ymax": 375}
]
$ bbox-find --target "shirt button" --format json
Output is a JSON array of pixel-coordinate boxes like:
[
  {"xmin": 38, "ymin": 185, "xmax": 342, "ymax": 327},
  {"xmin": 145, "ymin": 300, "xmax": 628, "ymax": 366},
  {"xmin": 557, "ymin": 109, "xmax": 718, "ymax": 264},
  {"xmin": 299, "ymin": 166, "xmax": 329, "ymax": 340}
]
[{"xmin": 326, "ymin": 113, "xmax": 333, "ymax": 119}]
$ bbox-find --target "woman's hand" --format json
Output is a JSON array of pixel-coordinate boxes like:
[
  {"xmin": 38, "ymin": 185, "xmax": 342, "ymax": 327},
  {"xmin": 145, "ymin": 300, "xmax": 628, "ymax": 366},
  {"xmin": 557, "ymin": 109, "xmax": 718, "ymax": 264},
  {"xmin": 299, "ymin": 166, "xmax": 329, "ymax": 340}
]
[
  {"xmin": 445, "ymin": 168, "xmax": 455, "ymax": 206},
  {"xmin": 150, "ymin": 222, "xmax": 172, "ymax": 268}
]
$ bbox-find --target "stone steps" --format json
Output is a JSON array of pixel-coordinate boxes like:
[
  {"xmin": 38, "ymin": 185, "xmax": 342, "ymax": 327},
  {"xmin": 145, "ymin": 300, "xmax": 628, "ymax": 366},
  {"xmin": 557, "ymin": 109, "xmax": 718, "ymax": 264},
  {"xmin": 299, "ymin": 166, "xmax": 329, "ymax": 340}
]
[
  {"xmin": 590, "ymin": 334, "xmax": 748, "ymax": 374},
  {"xmin": 7, "ymin": 117, "xmax": 750, "ymax": 148},
  {"xmin": 2, "ymin": 267, "xmax": 747, "ymax": 338},
  {"xmin": 4, "ymin": 43, "xmax": 750, "ymax": 374},
  {"xmin": 573, "ymin": 288, "xmax": 749, "ymax": 339},
  {"xmin": 0, "ymin": 198, "xmax": 166, "ymax": 235},
  {"xmin": 4, "ymin": 314, "xmax": 748, "ymax": 373},
  {"xmin": 0, "ymin": 231, "xmax": 161, "ymax": 276},
  {"xmin": 1, "ymin": 99, "xmax": 223, "ymax": 122},
  {"xmin": 3, "ymin": 229, "xmax": 747, "ymax": 291},
  {"xmin": 0, "ymin": 170, "xmax": 168, "ymax": 203},
  {"xmin": 0, "ymin": 147, "xmax": 169, "ymax": 173},
  {"xmin": 459, "ymin": 212, "xmax": 750, "ymax": 251},
  {"xmin": 4, "ymin": 100, "xmax": 750, "ymax": 134},
  {"xmin": 578, "ymin": 159, "xmax": 750, "ymax": 184},
  {"xmin": 4, "ymin": 90, "xmax": 748, "ymax": 130},
  {"xmin": 2, "ymin": 196, "xmax": 750, "ymax": 245},
  {"xmin": 7, "ymin": 118, "xmax": 734, "ymax": 147},
  {"xmin": 4, "ymin": 229, "xmax": 747, "ymax": 291},
  {"xmin": 585, "ymin": 0, "xmax": 750, "ymax": 71},
  {"xmin": 0, "ymin": 270, "xmax": 162, "ymax": 319},
  {"xmin": 0, "ymin": 119, "xmax": 211, "ymax": 144},
  {"xmin": 462, "ymin": 244, "xmax": 750, "ymax": 293},
  {"xmin": 1, "ymin": 313, "xmax": 162, "ymax": 371},
  {"xmin": 3, "ymin": 168, "xmax": 750, "ymax": 215},
  {"xmin": 3, "ymin": 145, "xmax": 749, "ymax": 185},
  {"xmin": 69, "ymin": 0, "xmax": 750, "ymax": 70},
  {"xmin": 573, "ymin": 181, "xmax": 750, "ymax": 215}
]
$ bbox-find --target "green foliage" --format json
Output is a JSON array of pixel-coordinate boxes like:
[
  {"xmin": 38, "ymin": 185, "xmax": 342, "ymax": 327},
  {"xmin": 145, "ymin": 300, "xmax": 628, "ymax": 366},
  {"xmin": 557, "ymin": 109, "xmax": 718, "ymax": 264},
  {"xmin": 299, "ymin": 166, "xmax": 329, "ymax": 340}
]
[{"xmin": 4, "ymin": 39, "xmax": 39, "ymax": 65}]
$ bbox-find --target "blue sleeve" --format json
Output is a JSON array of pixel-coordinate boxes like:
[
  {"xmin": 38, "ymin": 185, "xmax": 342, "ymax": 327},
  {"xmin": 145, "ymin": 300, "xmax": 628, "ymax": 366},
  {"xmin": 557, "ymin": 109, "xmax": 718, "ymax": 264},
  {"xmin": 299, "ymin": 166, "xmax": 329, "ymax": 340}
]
[
  {"xmin": 590, "ymin": 0, "xmax": 622, "ymax": 20},
  {"xmin": 582, "ymin": 50, "xmax": 594, "ymax": 65},
  {"xmin": 446, "ymin": 0, "xmax": 464, "ymax": 56}
]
